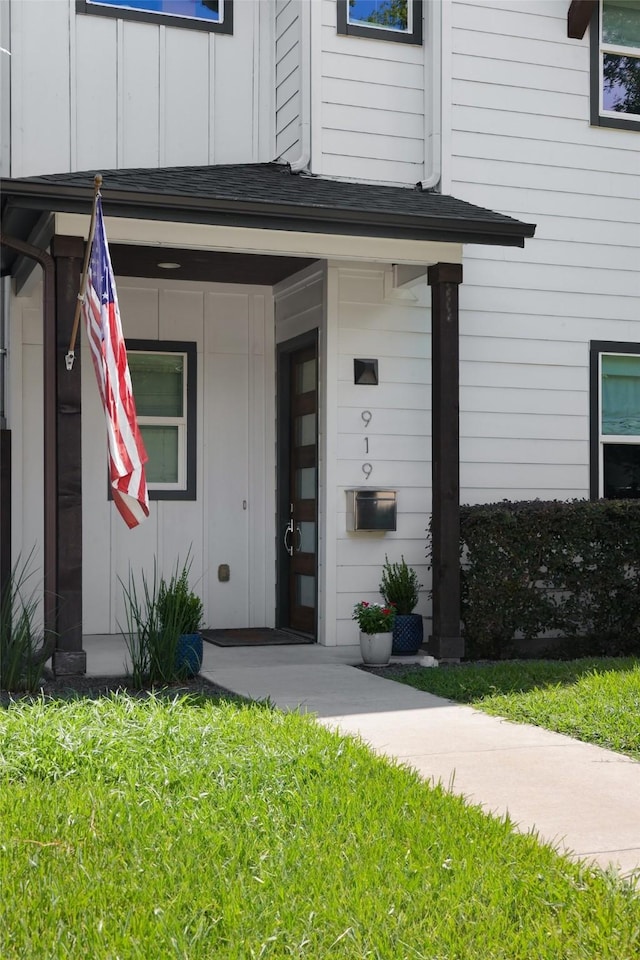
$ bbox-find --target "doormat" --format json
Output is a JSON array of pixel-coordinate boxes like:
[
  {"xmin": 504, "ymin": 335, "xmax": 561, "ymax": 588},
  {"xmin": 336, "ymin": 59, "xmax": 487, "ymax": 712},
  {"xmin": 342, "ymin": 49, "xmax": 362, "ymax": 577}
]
[{"xmin": 201, "ymin": 628, "xmax": 314, "ymax": 647}]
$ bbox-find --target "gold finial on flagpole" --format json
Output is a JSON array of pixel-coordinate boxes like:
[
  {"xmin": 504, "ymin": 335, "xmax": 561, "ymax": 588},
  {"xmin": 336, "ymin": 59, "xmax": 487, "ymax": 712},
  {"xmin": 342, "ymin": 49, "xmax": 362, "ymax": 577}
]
[{"xmin": 65, "ymin": 174, "xmax": 103, "ymax": 371}]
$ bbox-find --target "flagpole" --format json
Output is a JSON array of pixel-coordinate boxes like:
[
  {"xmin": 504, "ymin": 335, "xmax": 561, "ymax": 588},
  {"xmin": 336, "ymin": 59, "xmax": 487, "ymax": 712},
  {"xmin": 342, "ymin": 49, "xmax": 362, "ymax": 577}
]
[{"xmin": 65, "ymin": 173, "xmax": 103, "ymax": 372}]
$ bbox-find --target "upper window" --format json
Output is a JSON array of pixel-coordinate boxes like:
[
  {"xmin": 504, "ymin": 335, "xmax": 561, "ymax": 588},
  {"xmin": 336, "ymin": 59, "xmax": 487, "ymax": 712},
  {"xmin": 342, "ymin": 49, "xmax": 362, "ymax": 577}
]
[
  {"xmin": 77, "ymin": 0, "xmax": 233, "ymax": 34},
  {"xmin": 591, "ymin": 342, "xmax": 640, "ymax": 499},
  {"xmin": 591, "ymin": 0, "xmax": 640, "ymax": 129},
  {"xmin": 337, "ymin": 0, "xmax": 423, "ymax": 45},
  {"xmin": 127, "ymin": 341, "xmax": 197, "ymax": 501}
]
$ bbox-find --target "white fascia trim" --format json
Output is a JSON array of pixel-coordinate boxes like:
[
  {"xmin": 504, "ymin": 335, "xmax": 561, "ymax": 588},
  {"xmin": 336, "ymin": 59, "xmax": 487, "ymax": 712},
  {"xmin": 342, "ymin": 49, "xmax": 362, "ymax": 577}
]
[{"xmin": 55, "ymin": 213, "xmax": 463, "ymax": 267}]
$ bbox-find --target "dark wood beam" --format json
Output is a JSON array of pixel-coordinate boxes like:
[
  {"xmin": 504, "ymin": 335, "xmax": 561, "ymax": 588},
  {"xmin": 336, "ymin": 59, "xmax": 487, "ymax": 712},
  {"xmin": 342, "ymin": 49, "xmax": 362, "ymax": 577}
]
[
  {"xmin": 568, "ymin": 0, "xmax": 596, "ymax": 39},
  {"xmin": 428, "ymin": 262, "xmax": 464, "ymax": 662},
  {"xmin": 0, "ymin": 233, "xmax": 57, "ymax": 640},
  {"xmin": 51, "ymin": 235, "xmax": 86, "ymax": 676},
  {"xmin": 0, "ymin": 429, "xmax": 10, "ymax": 603}
]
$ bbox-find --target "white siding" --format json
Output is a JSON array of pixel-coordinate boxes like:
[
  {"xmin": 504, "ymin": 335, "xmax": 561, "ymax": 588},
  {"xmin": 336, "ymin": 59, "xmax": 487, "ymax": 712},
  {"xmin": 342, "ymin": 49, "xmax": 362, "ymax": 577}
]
[
  {"xmin": 448, "ymin": 0, "xmax": 640, "ymax": 506},
  {"xmin": 331, "ymin": 264, "xmax": 431, "ymax": 645},
  {"xmin": 9, "ymin": 0, "xmax": 273, "ymax": 177},
  {"xmin": 317, "ymin": 0, "xmax": 426, "ymax": 185},
  {"xmin": 0, "ymin": 0, "xmax": 10, "ymax": 176},
  {"xmin": 275, "ymin": 0, "xmax": 301, "ymax": 161},
  {"xmin": 13, "ymin": 277, "xmax": 276, "ymax": 636}
]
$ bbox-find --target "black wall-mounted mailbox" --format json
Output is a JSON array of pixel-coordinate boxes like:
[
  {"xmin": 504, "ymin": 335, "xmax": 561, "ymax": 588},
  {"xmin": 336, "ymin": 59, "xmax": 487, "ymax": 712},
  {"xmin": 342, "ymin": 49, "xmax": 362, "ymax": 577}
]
[{"xmin": 346, "ymin": 489, "xmax": 397, "ymax": 532}]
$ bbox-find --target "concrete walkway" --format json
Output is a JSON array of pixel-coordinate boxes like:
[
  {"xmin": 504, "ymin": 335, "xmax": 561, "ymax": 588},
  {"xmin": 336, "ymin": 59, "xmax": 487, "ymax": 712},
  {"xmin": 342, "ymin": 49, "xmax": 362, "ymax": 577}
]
[{"xmin": 84, "ymin": 635, "xmax": 640, "ymax": 879}]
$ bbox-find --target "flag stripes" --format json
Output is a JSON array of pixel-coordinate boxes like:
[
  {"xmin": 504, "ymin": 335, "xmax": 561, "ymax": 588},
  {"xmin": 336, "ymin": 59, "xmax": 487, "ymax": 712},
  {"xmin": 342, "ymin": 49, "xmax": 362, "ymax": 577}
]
[{"xmin": 82, "ymin": 195, "xmax": 149, "ymax": 529}]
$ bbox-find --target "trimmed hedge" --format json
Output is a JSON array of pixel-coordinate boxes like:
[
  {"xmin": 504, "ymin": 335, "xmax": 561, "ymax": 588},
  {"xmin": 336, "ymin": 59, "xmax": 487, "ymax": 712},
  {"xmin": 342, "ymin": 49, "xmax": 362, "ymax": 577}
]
[{"xmin": 429, "ymin": 500, "xmax": 640, "ymax": 660}]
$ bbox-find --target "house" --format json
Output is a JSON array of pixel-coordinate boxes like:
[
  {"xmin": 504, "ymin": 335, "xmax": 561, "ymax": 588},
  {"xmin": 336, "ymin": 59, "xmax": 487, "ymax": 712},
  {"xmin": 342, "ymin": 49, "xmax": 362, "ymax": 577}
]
[{"xmin": 0, "ymin": 0, "xmax": 637, "ymax": 673}]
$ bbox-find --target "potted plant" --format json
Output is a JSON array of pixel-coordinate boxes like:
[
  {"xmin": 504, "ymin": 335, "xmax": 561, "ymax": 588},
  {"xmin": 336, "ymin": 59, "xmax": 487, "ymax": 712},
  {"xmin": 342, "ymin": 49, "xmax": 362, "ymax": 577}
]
[
  {"xmin": 379, "ymin": 555, "xmax": 423, "ymax": 655},
  {"xmin": 352, "ymin": 600, "xmax": 396, "ymax": 665},
  {"xmin": 157, "ymin": 564, "xmax": 204, "ymax": 677}
]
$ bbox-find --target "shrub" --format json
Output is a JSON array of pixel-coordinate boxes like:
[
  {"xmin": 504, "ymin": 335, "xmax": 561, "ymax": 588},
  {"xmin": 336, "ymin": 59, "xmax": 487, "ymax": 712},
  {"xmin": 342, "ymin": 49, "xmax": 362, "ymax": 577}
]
[{"xmin": 427, "ymin": 499, "xmax": 640, "ymax": 660}]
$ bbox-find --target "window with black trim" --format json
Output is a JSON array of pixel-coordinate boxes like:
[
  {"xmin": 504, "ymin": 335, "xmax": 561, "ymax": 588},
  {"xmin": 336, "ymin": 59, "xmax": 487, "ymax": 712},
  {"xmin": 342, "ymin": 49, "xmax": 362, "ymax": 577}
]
[
  {"xmin": 337, "ymin": 0, "xmax": 422, "ymax": 45},
  {"xmin": 590, "ymin": 342, "xmax": 640, "ymax": 499},
  {"xmin": 591, "ymin": 0, "xmax": 640, "ymax": 130},
  {"xmin": 127, "ymin": 340, "xmax": 197, "ymax": 501},
  {"xmin": 77, "ymin": 0, "xmax": 233, "ymax": 34}
]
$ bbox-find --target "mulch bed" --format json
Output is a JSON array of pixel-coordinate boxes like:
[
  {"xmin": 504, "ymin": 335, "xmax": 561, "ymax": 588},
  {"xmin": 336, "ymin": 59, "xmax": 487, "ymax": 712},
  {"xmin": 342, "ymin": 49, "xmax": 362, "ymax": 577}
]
[{"xmin": 0, "ymin": 672, "xmax": 240, "ymax": 707}]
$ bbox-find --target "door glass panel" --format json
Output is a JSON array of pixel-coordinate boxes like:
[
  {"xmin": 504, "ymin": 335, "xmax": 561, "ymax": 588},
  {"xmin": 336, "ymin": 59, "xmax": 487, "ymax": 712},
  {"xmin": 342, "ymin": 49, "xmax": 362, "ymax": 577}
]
[
  {"xmin": 295, "ymin": 413, "xmax": 316, "ymax": 447},
  {"xmin": 296, "ymin": 575, "xmax": 315, "ymax": 608},
  {"xmin": 296, "ymin": 359, "xmax": 316, "ymax": 395},
  {"xmin": 296, "ymin": 467, "xmax": 316, "ymax": 500},
  {"xmin": 298, "ymin": 521, "xmax": 316, "ymax": 554}
]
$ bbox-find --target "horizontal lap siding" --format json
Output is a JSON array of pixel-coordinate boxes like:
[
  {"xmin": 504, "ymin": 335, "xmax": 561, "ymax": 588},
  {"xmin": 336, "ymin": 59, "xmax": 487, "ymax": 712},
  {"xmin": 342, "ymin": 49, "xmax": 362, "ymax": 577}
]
[
  {"xmin": 275, "ymin": 0, "xmax": 301, "ymax": 161},
  {"xmin": 319, "ymin": 1, "xmax": 425, "ymax": 184},
  {"xmin": 333, "ymin": 265, "xmax": 431, "ymax": 645},
  {"xmin": 450, "ymin": 0, "xmax": 640, "ymax": 506}
]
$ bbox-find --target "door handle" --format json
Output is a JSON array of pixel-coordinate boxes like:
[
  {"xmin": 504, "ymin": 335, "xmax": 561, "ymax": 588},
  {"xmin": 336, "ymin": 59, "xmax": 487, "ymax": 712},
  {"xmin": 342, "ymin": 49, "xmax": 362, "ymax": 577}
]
[{"xmin": 283, "ymin": 518, "xmax": 294, "ymax": 556}]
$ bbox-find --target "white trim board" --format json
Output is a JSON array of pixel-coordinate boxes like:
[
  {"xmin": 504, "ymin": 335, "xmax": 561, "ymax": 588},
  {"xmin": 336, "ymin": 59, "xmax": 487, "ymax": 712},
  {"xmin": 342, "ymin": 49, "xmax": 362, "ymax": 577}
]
[{"xmin": 54, "ymin": 213, "xmax": 463, "ymax": 267}]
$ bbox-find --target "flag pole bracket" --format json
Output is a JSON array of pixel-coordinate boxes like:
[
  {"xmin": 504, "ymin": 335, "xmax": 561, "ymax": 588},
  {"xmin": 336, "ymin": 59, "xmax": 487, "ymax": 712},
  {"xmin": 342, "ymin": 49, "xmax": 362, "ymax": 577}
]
[{"xmin": 65, "ymin": 351, "xmax": 75, "ymax": 371}]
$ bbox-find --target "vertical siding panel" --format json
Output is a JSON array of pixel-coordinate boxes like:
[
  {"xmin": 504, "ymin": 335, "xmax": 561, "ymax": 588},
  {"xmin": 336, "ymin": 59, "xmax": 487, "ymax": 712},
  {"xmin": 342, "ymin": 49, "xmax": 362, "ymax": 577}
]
[
  {"xmin": 0, "ymin": 0, "xmax": 10, "ymax": 176},
  {"xmin": 163, "ymin": 28, "xmax": 209, "ymax": 166},
  {"xmin": 12, "ymin": 0, "xmax": 70, "ymax": 176},
  {"xmin": 213, "ymin": 1, "xmax": 255, "ymax": 163},
  {"xmin": 75, "ymin": 15, "xmax": 118, "ymax": 171},
  {"xmin": 121, "ymin": 21, "xmax": 161, "ymax": 167}
]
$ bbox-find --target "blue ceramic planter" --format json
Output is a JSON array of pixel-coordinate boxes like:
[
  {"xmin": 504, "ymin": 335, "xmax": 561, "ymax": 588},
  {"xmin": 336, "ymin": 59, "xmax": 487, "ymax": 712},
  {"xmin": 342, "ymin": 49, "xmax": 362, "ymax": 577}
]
[
  {"xmin": 392, "ymin": 614, "xmax": 423, "ymax": 655},
  {"xmin": 175, "ymin": 633, "xmax": 203, "ymax": 676}
]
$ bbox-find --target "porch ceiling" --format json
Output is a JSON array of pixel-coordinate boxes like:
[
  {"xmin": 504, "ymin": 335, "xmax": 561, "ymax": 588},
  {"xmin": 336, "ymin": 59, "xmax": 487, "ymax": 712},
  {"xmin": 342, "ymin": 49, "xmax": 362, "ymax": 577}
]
[
  {"xmin": 108, "ymin": 244, "xmax": 317, "ymax": 286},
  {"xmin": 1, "ymin": 161, "xmax": 536, "ymax": 278}
]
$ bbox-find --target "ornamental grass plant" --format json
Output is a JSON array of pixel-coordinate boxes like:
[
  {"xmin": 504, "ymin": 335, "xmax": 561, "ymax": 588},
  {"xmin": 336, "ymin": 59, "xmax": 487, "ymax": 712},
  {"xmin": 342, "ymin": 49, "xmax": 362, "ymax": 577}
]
[
  {"xmin": 120, "ymin": 556, "xmax": 203, "ymax": 686},
  {"xmin": 0, "ymin": 553, "xmax": 53, "ymax": 693}
]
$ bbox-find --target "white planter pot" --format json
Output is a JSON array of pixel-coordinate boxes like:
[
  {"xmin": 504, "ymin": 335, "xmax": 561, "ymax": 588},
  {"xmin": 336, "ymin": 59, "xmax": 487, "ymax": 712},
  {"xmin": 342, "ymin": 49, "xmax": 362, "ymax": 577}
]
[{"xmin": 359, "ymin": 631, "xmax": 393, "ymax": 665}]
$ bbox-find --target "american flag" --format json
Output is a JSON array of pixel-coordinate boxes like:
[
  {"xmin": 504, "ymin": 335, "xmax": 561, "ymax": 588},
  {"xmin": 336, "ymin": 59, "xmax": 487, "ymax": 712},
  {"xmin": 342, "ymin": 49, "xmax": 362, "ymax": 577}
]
[{"xmin": 82, "ymin": 195, "xmax": 149, "ymax": 529}]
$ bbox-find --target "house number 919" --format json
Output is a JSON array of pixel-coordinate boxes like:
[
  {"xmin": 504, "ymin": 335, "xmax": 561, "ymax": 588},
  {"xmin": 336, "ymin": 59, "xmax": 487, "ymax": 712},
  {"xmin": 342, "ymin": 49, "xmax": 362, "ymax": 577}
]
[{"xmin": 361, "ymin": 411, "xmax": 373, "ymax": 479}]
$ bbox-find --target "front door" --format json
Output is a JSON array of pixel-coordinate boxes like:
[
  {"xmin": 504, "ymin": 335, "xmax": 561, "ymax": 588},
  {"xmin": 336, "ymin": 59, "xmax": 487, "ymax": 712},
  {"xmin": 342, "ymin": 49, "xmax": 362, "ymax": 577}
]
[{"xmin": 277, "ymin": 332, "xmax": 318, "ymax": 638}]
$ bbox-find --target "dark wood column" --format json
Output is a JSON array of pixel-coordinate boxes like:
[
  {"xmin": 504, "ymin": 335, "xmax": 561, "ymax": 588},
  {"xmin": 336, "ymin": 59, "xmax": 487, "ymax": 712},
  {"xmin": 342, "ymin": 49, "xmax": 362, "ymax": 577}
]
[
  {"xmin": 0, "ymin": 428, "xmax": 10, "ymax": 602},
  {"xmin": 428, "ymin": 262, "xmax": 464, "ymax": 661},
  {"xmin": 51, "ymin": 236, "xmax": 86, "ymax": 675}
]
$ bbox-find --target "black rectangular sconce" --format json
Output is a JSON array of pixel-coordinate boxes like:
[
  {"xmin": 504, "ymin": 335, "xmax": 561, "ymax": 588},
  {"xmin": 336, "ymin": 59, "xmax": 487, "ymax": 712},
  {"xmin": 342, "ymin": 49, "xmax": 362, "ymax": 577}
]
[{"xmin": 354, "ymin": 358, "xmax": 378, "ymax": 385}]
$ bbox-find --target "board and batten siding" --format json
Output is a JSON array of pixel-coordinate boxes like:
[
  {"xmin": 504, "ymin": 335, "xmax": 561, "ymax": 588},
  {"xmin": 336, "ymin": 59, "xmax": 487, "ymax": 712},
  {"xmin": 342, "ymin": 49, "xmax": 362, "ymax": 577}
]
[
  {"xmin": 275, "ymin": 0, "xmax": 301, "ymax": 162},
  {"xmin": 446, "ymin": 0, "xmax": 640, "ymax": 504},
  {"xmin": 329, "ymin": 263, "xmax": 431, "ymax": 644},
  {"xmin": 12, "ymin": 277, "xmax": 276, "ymax": 636},
  {"xmin": 9, "ymin": 0, "xmax": 273, "ymax": 177},
  {"xmin": 317, "ymin": 0, "xmax": 426, "ymax": 185}
]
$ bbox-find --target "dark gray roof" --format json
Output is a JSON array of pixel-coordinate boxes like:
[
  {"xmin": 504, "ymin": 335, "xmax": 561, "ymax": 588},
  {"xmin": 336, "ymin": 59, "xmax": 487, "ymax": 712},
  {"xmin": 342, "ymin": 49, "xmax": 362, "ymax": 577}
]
[{"xmin": 1, "ymin": 162, "xmax": 535, "ymax": 274}]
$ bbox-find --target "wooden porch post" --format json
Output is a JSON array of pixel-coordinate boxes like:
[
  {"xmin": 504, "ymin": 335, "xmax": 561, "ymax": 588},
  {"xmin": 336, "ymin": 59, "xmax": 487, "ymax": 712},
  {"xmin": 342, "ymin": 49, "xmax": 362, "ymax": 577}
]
[
  {"xmin": 428, "ymin": 262, "xmax": 464, "ymax": 661},
  {"xmin": 51, "ymin": 236, "xmax": 86, "ymax": 675}
]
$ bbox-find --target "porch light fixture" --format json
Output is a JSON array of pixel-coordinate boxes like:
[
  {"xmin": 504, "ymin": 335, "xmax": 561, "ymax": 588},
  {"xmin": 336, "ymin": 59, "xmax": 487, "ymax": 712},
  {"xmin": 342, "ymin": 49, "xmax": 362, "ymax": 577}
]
[
  {"xmin": 354, "ymin": 359, "xmax": 379, "ymax": 385},
  {"xmin": 157, "ymin": 261, "xmax": 181, "ymax": 270}
]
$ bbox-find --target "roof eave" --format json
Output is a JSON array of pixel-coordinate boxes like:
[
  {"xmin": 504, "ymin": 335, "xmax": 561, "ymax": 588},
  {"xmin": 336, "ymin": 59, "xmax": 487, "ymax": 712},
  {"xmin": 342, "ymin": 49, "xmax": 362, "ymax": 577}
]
[{"xmin": 1, "ymin": 180, "xmax": 536, "ymax": 249}]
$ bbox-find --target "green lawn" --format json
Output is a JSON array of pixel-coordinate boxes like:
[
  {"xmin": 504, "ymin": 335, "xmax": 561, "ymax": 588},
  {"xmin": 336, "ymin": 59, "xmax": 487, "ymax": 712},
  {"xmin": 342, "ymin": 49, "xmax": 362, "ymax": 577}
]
[
  {"xmin": 1, "ymin": 693, "xmax": 639, "ymax": 958},
  {"xmin": 385, "ymin": 657, "xmax": 640, "ymax": 760}
]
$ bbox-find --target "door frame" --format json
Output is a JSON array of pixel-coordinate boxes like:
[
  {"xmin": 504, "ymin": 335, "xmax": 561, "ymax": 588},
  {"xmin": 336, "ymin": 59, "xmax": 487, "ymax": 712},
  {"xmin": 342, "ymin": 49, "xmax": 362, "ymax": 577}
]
[{"xmin": 276, "ymin": 328, "xmax": 319, "ymax": 639}]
